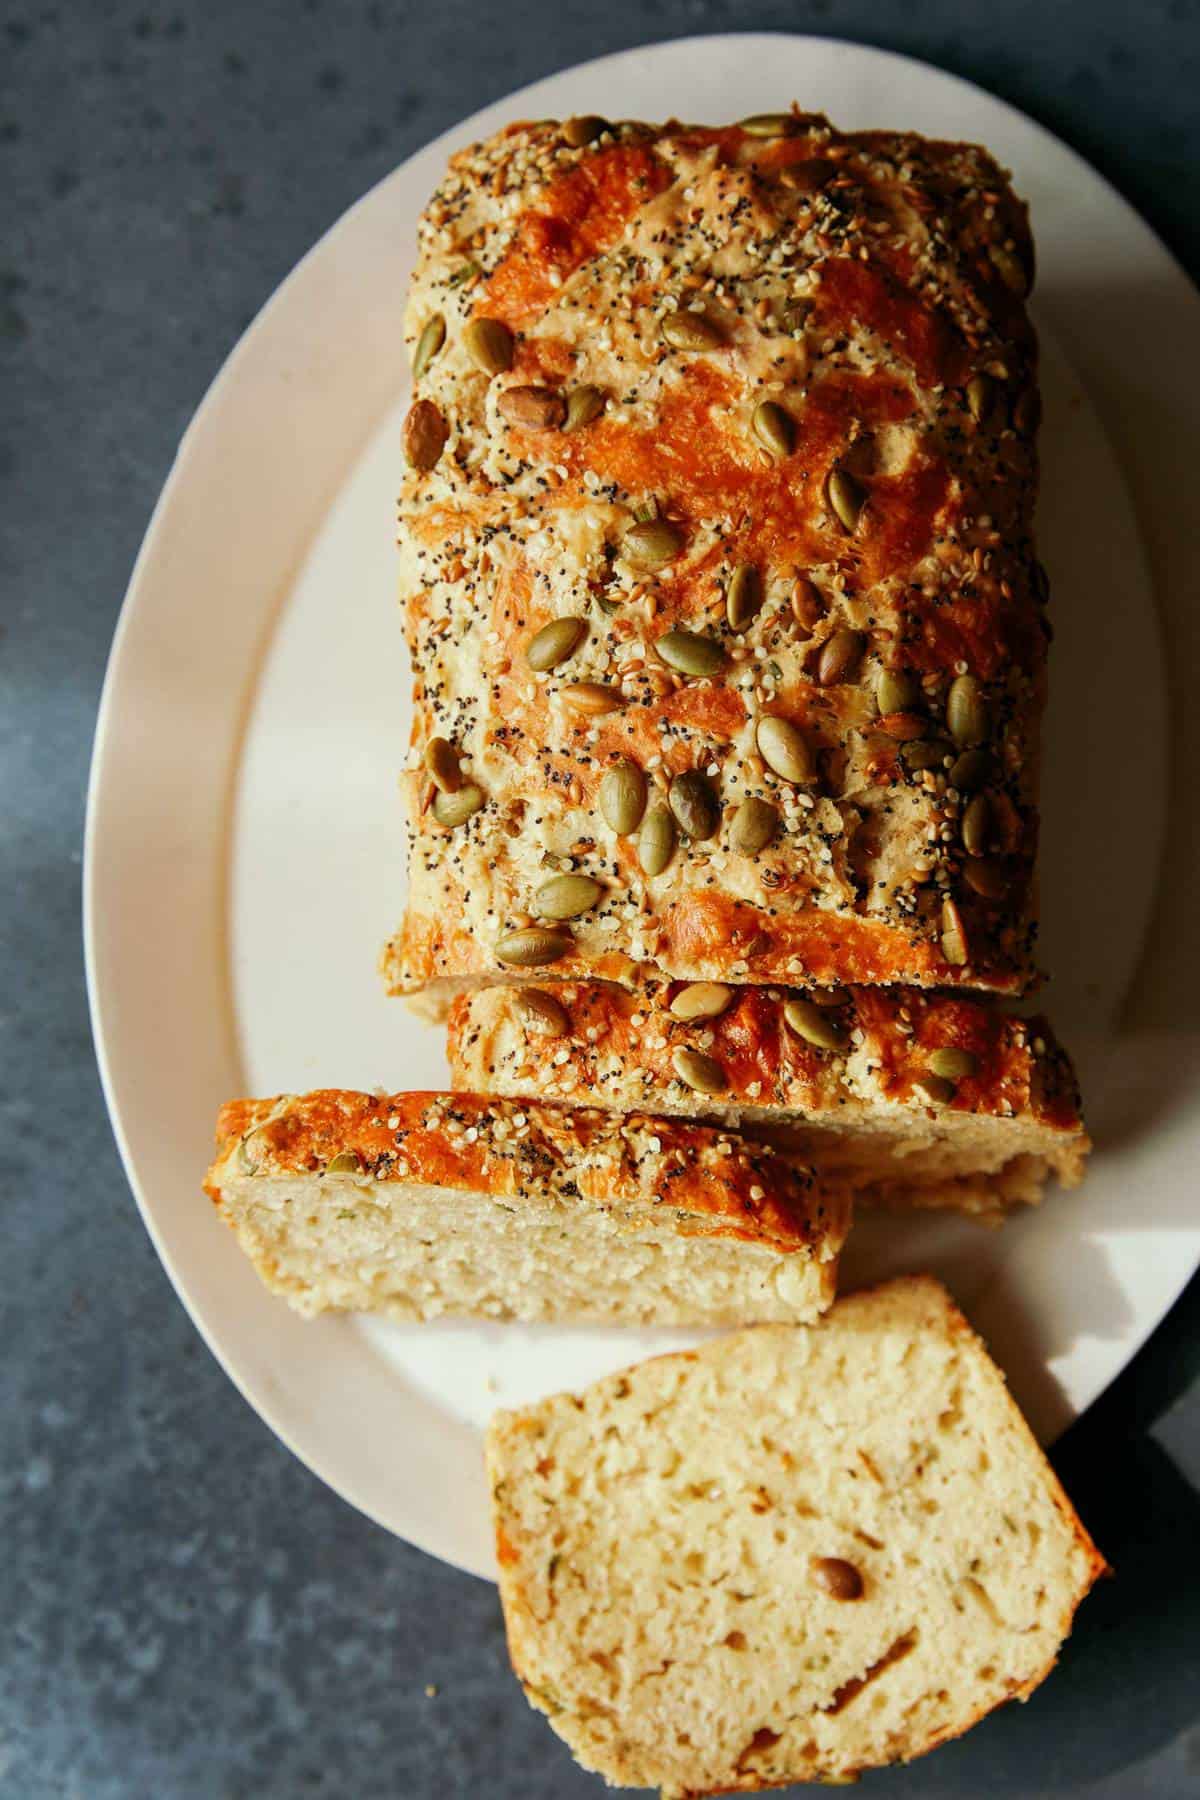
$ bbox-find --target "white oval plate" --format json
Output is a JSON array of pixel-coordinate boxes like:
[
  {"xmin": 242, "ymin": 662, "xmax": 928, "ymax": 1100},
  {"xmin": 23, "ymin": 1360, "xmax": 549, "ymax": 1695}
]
[{"xmin": 86, "ymin": 34, "xmax": 1200, "ymax": 1581}]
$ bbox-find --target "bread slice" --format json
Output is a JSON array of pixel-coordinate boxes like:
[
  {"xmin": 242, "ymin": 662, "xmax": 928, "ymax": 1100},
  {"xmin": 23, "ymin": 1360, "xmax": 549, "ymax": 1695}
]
[
  {"xmin": 205, "ymin": 1090, "xmax": 851, "ymax": 1326},
  {"xmin": 447, "ymin": 981, "xmax": 1088, "ymax": 1219},
  {"xmin": 487, "ymin": 1276, "xmax": 1106, "ymax": 1794}
]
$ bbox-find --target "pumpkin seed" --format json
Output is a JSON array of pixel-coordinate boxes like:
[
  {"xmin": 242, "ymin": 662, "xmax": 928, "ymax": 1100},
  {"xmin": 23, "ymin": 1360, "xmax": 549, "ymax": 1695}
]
[
  {"xmin": 966, "ymin": 372, "xmax": 995, "ymax": 425},
  {"xmin": 877, "ymin": 710, "xmax": 928, "ymax": 742},
  {"xmin": 633, "ymin": 497, "xmax": 659, "ymax": 522},
  {"xmin": 498, "ymin": 384, "xmax": 565, "ymax": 429},
  {"xmin": 752, "ymin": 399, "xmax": 794, "ymax": 459},
  {"xmin": 535, "ymin": 873, "xmax": 603, "ymax": 920},
  {"xmin": 638, "ymin": 803, "xmax": 677, "ymax": 876},
  {"xmin": 656, "ymin": 627, "xmax": 725, "ymax": 678},
  {"xmin": 424, "ymin": 735, "xmax": 462, "ymax": 793},
  {"xmin": 404, "ymin": 399, "xmax": 448, "ymax": 472},
  {"xmin": 448, "ymin": 258, "xmax": 481, "ymax": 287},
  {"xmin": 756, "ymin": 715, "xmax": 815, "ymax": 785},
  {"xmin": 672, "ymin": 1045, "xmax": 728, "ymax": 1094},
  {"xmin": 411, "ymin": 312, "xmax": 445, "ymax": 381},
  {"xmin": 929, "ymin": 1047, "xmax": 978, "ymax": 1081},
  {"xmin": 901, "ymin": 737, "xmax": 952, "ymax": 773},
  {"xmin": 1013, "ymin": 387, "xmax": 1041, "ymax": 435},
  {"xmin": 729, "ymin": 795, "xmax": 778, "ymax": 855},
  {"xmin": 963, "ymin": 857, "xmax": 1009, "ymax": 901},
  {"xmin": 562, "ymin": 680, "xmax": 624, "ymax": 716},
  {"xmin": 791, "ymin": 575, "xmax": 822, "ymax": 630},
  {"xmin": 526, "ymin": 615, "xmax": 586, "ymax": 672},
  {"xmin": 563, "ymin": 114, "xmax": 607, "ymax": 147},
  {"xmin": 949, "ymin": 747, "xmax": 989, "ymax": 791},
  {"xmin": 726, "ymin": 563, "xmax": 763, "ymax": 632},
  {"xmin": 962, "ymin": 792, "xmax": 990, "ymax": 857},
  {"xmin": 669, "ymin": 982, "xmax": 734, "ymax": 1023},
  {"xmin": 661, "ymin": 309, "xmax": 726, "ymax": 352},
  {"xmin": 989, "ymin": 243, "xmax": 1029, "ymax": 296},
  {"xmin": 433, "ymin": 783, "xmax": 484, "ymax": 827},
  {"xmin": 914, "ymin": 1073, "xmax": 956, "ymax": 1105},
  {"xmin": 739, "ymin": 112, "xmax": 797, "ymax": 138},
  {"xmin": 877, "ymin": 668, "xmax": 919, "ymax": 715},
  {"xmin": 463, "ymin": 316, "xmax": 514, "ymax": 376},
  {"xmin": 624, "ymin": 517, "xmax": 684, "ymax": 568},
  {"xmin": 564, "ymin": 384, "xmax": 605, "ymax": 432},
  {"xmin": 669, "ymin": 769, "xmax": 721, "ymax": 840},
  {"xmin": 495, "ymin": 926, "xmax": 572, "ymax": 967},
  {"xmin": 784, "ymin": 997, "xmax": 849, "ymax": 1052},
  {"xmin": 599, "ymin": 759, "xmax": 647, "ymax": 836},
  {"xmin": 514, "ymin": 987, "xmax": 570, "ymax": 1036},
  {"xmin": 940, "ymin": 896, "xmax": 969, "ymax": 966},
  {"xmin": 817, "ymin": 627, "xmax": 865, "ymax": 686},
  {"xmin": 947, "ymin": 675, "xmax": 989, "ymax": 747},
  {"xmin": 826, "ymin": 465, "xmax": 866, "ymax": 532},
  {"xmin": 779, "ymin": 297, "xmax": 813, "ymax": 334},
  {"xmin": 324, "ymin": 1150, "xmax": 363, "ymax": 1175}
]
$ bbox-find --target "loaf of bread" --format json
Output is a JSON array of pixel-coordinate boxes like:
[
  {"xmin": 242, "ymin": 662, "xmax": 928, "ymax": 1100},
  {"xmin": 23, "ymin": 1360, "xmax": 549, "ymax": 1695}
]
[
  {"xmin": 205, "ymin": 1090, "xmax": 850, "ymax": 1325},
  {"xmin": 386, "ymin": 110, "xmax": 1047, "ymax": 1011},
  {"xmin": 487, "ymin": 1275, "xmax": 1105, "ymax": 1794},
  {"xmin": 446, "ymin": 979, "xmax": 1087, "ymax": 1216}
]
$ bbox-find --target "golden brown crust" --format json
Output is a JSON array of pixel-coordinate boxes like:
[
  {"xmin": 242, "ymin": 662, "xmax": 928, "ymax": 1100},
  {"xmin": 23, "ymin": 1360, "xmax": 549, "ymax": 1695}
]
[
  {"xmin": 207, "ymin": 1089, "xmax": 847, "ymax": 1255},
  {"xmin": 390, "ymin": 110, "xmax": 1046, "ymax": 1000}
]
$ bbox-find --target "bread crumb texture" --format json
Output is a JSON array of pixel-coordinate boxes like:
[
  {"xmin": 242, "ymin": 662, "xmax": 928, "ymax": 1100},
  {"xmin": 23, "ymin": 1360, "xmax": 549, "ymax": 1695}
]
[{"xmin": 486, "ymin": 1276, "xmax": 1105, "ymax": 1793}]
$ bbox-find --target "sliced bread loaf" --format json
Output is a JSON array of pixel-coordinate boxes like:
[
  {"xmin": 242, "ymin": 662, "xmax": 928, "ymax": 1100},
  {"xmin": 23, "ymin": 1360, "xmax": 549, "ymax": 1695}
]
[
  {"xmin": 205, "ymin": 1091, "xmax": 850, "ymax": 1326},
  {"xmin": 487, "ymin": 1275, "xmax": 1105, "ymax": 1793}
]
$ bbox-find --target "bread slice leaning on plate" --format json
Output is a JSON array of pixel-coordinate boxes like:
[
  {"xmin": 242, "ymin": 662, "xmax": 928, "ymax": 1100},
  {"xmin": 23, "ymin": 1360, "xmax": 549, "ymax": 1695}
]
[
  {"xmin": 487, "ymin": 1274, "xmax": 1107, "ymax": 1795},
  {"xmin": 204, "ymin": 1090, "xmax": 851, "ymax": 1326},
  {"xmin": 447, "ymin": 981, "xmax": 1089, "ymax": 1218}
]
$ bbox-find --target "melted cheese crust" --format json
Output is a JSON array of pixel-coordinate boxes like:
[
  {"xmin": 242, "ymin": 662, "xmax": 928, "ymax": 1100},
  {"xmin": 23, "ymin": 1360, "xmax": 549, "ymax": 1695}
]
[{"xmin": 387, "ymin": 113, "xmax": 1047, "ymax": 998}]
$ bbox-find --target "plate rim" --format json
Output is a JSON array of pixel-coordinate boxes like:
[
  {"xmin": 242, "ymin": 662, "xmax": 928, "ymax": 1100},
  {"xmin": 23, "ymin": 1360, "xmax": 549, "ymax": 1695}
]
[{"xmin": 85, "ymin": 29, "xmax": 1197, "ymax": 1577}]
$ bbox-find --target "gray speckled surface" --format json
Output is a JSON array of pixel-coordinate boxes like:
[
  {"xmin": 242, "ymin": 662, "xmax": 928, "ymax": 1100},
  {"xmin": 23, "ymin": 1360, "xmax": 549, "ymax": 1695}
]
[{"xmin": 3, "ymin": 2, "xmax": 1200, "ymax": 1794}]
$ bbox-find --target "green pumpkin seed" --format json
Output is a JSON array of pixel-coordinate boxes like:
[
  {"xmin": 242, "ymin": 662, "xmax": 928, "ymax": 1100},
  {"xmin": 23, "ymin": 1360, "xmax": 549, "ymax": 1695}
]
[
  {"xmin": 495, "ymin": 926, "xmax": 573, "ymax": 967},
  {"xmin": 669, "ymin": 982, "xmax": 734, "ymax": 1023},
  {"xmin": 535, "ymin": 873, "xmax": 603, "ymax": 920},
  {"xmin": 739, "ymin": 112, "xmax": 797, "ymax": 138},
  {"xmin": 752, "ymin": 399, "xmax": 795, "ymax": 459},
  {"xmin": 669, "ymin": 769, "xmax": 721, "ymax": 840},
  {"xmin": 1013, "ymin": 387, "xmax": 1041, "ymax": 435},
  {"xmin": 729, "ymin": 795, "xmax": 777, "ymax": 855},
  {"xmin": 661, "ymin": 309, "xmax": 726, "ymax": 352},
  {"xmin": 656, "ymin": 627, "xmax": 725, "ymax": 678},
  {"xmin": 526, "ymin": 615, "xmax": 587, "ymax": 672},
  {"xmin": 463, "ymin": 316, "xmax": 514, "ymax": 376},
  {"xmin": 826, "ymin": 466, "xmax": 866, "ymax": 532},
  {"xmin": 672, "ymin": 1045, "xmax": 728, "ymax": 1094},
  {"xmin": 929, "ymin": 1047, "xmax": 979, "ymax": 1081},
  {"xmin": 561, "ymin": 680, "xmax": 624, "ymax": 717},
  {"xmin": 624, "ymin": 517, "xmax": 684, "ymax": 568},
  {"xmin": 817, "ymin": 627, "xmax": 865, "ymax": 686},
  {"xmin": 914, "ymin": 1073, "xmax": 956, "ymax": 1105},
  {"xmin": 433, "ymin": 783, "xmax": 484, "ymax": 828},
  {"xmin": 599, "ymin": 759, "xmax": 647, "ymax": 836},
  {"xmin": 965, "ymin": 372, "xmax": 995, "ymax": 425},
  {"xmin": 498, "ymin": 384, "xmax": 565, "ymax": 429},
  {"xmin": 947, "ymin": 675, "xmax": 989, "ymax": 747},
  {"xmin": 756, "ymin": 715, "xmax": 815, "ymax": 784},
  {"xmin": 324, "ymin": 1150, "xmax": 363, "ymax": 1175},
  {"xmin": 404, "ymin": 399, "xmax": 448, "ymax": 472},
  {"xmin": 638, "ymin": 804, "xmax": 676, "ymax": 875},
  {"xmin": 411, "ymin": 313, "xmax": 445, "ymax": 381},
  {"xmin": 424, "ymin": 735, "xmax": 462, "ymax": 793},
  {"xmin": 725, "ymin": 562, "xmax": 763, "ymax": 632},
  {"xmin": 989, "ymin": 243, "xmax": 1029, "ymax": 296},
  {"xmin": 901, "ymin": 737, "xmax": 952, "ymax": 773},
  {"xmin": 514, "ymin": 988, "xmax": 570, "ymax": 1036},
  {"xmin": 963, "ymin": 857, "xmax": 1009, "ymax": 901},
  {"xmin": 791, "ymin": 575, "xmax": 822, "ymax": 630},
  {"xmin": 563, "ymin": 114, "xmax": 607, "ymax": 147},
  {"xmin": 962, "ymin": 792, "xmax": 990, "ymax": 857},
  {"xmin": 563, "ymin": 384, "xmax": 605, "ymax": 432},
  {"xmin": 877, "ymin": 668, "xmax": 919, "ymax": 715},
  {"xmin": 949, "ymin": 747, "xmax": 989, "ymax": 791},
  {"xmin": 784, "ymin": 997, "xmax": 849, "ymax": 1052},
  {"xmin": 940, "ymin": 897, "xmax": 968, "ymax": 966}
]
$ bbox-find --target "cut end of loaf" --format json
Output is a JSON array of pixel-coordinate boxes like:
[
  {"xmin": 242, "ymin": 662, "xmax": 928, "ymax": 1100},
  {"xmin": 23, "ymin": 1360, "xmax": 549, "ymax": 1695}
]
[{"xmin": 487, "ymin": 1275, "xmax": 1106, "ymax": 1793}]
